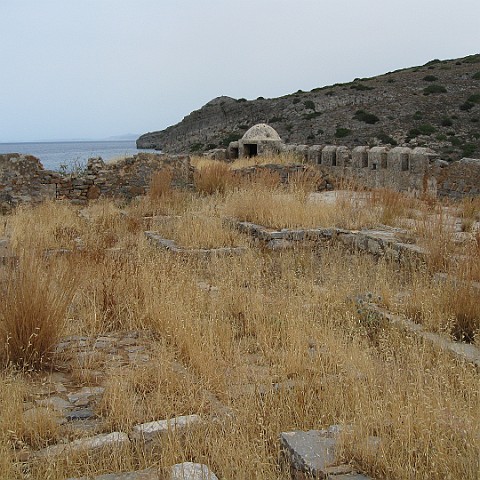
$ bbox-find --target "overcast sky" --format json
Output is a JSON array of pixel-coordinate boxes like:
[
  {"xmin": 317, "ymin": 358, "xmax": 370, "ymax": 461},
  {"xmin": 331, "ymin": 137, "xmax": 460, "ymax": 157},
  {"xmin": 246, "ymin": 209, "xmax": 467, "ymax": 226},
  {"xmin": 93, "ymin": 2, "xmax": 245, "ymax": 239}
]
[{"xmin": 1, "ymin": 0, "xmax": 479, "ymax": 142}]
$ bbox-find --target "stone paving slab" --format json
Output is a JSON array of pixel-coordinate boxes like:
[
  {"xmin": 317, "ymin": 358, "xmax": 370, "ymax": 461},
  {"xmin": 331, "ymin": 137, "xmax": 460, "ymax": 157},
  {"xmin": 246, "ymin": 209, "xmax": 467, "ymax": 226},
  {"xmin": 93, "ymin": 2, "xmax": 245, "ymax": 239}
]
[
  {"xmin": 130, "ymin": 414, "xmax": 202, "ymax": 442},
  {"xmin": 170, "ymin": 462, "xmax": 219, "ymax": 480},
  {"xmin": 145, "ymin": 231, "xmax": 247, "ymax": 257},
  {"xmin": 368, "ymin": 305, "xmax": 480, "ymax": 369},
  {"xmin": 280, "ymin": 430, "xmax": 338, "ymax": 476},
  {"xmin": 35, "ymin": 432, "xmax": 130, "ymax": 459},
  {"xmin": 280, "ymin": 426, "xmax": 374, "ymax": 479}
]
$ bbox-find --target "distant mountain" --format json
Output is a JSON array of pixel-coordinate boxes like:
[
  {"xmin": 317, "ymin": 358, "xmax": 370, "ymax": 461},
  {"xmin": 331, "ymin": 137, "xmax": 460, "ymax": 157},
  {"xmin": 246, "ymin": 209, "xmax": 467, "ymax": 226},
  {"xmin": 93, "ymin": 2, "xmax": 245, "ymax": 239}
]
[{"xmin": 137, "ymin": 54, "xmax": 480, "ymax": 161}]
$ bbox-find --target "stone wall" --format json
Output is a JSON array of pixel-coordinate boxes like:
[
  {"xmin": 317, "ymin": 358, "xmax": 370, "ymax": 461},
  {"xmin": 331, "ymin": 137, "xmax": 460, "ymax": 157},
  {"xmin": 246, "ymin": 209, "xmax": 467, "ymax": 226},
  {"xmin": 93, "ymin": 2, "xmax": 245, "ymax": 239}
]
[
  {"xmin": 1, "ymin": 147, "xmax": 479, "ymax": 214},
  {"xmin": 286, "ymin": 143, "xmax": 457, "ymax": 197},
  {"xmin": 0, "ymin": 154, "xmax": 61, "ymax": 214},
  {"xmin": 56, "ymin": 153, "xmax": 192, "ymax": 204},
  {"xmin": 0, "ymin": 153, "xmax": 193, "ymax": 213},
  {"xmin": 430, "ymin": 158, "xmax": 480, "ymax": 198}
]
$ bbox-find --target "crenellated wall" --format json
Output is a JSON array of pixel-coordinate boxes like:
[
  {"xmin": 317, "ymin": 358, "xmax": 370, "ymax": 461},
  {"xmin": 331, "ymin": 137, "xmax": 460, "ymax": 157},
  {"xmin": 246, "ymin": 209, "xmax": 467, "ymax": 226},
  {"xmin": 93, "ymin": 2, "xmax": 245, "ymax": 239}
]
[{"xmin": 286, "ymin": 143, "xmax": 446, "ymax": 196}]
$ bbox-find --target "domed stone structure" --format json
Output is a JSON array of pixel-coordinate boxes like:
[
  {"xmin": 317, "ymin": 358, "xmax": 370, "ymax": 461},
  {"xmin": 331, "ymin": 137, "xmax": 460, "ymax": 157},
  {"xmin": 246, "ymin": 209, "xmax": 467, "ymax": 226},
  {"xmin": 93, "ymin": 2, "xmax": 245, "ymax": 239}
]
[{"xmin": 228, "ymin": 124, "xmax": 284, "ymax": 159}]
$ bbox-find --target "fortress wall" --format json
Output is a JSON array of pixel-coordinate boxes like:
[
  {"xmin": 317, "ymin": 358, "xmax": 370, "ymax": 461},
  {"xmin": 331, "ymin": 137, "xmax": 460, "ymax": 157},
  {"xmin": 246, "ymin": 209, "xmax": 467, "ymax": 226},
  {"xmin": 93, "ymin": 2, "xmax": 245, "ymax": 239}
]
[
  {"xmin": 287, "ymin": 144, "xmax": 452, "ymax": 196},
  {"xmin": 1, "ymin": 147, "xmax": 479, "ymax": 214},
  {"xmin": 431, "ymin": 158, "xmax": 480, "ymax": 198}
]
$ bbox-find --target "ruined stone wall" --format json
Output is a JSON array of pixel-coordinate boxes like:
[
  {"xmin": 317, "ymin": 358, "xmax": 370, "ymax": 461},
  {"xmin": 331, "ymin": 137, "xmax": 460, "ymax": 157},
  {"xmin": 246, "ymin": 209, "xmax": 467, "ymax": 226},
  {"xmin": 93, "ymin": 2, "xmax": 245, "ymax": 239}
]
[
  {"xmin": 430, "ymin": 158, "xmax": 480, "ymax": 198},
  {"xmin": 56, "ymin": 153, "xmax": 192, "ymax": 203},
  {"xmin": 0, "ymin": 154, "xmax": 61, "ymax": 213},
  {"xmin": 0, "ymin": 153, "xmax": 193, "ymax": 213}
]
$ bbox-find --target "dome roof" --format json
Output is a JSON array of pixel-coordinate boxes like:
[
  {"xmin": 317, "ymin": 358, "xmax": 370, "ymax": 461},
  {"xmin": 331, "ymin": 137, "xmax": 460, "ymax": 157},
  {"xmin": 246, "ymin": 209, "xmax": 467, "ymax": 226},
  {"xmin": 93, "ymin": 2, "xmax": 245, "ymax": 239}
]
[{"xmin": 242, "ymin": 124, "xmax": 281, "ymax": 142}]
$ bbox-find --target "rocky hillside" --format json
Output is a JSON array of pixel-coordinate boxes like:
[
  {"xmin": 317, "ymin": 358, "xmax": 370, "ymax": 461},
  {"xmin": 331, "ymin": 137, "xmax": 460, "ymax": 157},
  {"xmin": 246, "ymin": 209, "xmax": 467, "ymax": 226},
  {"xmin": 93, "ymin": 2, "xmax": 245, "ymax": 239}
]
[{"xmin": 137, "ymin": 54, "xmax": 480, "ymax": 161}]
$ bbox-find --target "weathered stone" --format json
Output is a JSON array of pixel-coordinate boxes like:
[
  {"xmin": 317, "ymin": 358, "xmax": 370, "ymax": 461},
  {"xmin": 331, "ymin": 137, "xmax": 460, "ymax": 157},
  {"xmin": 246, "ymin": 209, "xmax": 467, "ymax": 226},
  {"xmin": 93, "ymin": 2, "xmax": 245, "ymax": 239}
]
[
  {"xmin": 321, "ymin": 146, "xmax": 337, "ymax": 167},
  {"xmin": 65, "ymin": 408, "xmax": 97, "ymax": 421},
  {"xmin": 280, "ymin": 430, "xmax": 337, "ymax": 475},
  {"xmin": 170, "ymin": 462, "xmax": 219, "ymax": 480},
  {"xmin": 130, "ymin": 414, "xmax": 202, "ymax": 442},
  {"xmin": 36, "ymin": 396, "xmax": 73, "ymax": 412},
  {"xmin": 35, "ymin": 432, "xmax": 130, "ymax": 459},
  {"xmin": 67, "ymin": 386, "xmax": 105, "ymax": 405},
  {"xmin": 87, "ymin": 184, "xmax": 101, "ymax": 200}
]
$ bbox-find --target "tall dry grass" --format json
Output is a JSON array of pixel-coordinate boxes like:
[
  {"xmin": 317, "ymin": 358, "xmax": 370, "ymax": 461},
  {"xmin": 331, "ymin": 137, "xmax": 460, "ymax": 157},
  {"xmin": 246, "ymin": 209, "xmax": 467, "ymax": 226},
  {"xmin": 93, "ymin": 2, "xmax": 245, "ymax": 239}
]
[
  {"xmin": 193, "ymin": 162, "xmax": 233, "ymax": 195},
  {"xmin": 0, "ymin": 254, "xmax": 75, "ymax": 369},
  {"xmin": 1, "ymin": 181, "xmax": 479, "ymax": 479}
]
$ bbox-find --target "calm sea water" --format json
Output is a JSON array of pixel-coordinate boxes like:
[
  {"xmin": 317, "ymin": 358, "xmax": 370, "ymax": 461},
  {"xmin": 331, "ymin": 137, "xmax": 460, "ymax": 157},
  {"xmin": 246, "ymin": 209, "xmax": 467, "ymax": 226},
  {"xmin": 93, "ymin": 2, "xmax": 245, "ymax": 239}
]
[{"xmin": 0, "ymin": 140, "xmax": 158, "ymax": 171}]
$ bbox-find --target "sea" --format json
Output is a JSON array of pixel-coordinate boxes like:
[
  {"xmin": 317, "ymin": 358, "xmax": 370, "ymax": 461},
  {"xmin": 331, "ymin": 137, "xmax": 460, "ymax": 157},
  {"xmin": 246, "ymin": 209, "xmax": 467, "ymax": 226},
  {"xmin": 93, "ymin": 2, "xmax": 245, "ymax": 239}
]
[{"xmin": 0, "ymin": 140, "xmax": 159, "ymax": 171}]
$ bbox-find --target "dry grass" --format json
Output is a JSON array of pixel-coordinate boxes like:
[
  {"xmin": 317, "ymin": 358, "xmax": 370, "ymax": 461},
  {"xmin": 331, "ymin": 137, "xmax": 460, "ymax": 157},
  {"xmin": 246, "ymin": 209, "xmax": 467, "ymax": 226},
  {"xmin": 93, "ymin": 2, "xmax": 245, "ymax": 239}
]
[
  {"xmin": 0, "ymin": 176, "xmax": 479, "ymax": 479},
  {"xmin": 148, "ymin": 169, "xmax": 173, "ymax": 199},
  {"xmin": 152, "ymin": 213, "xmax": 247, "ymax": 249},
  {"xmin": 193, "ymin": 162, "xmax": 233, "ymax": 195},
  {"xmin": 0, "ymin": 254, "xmax": 75, "ymax": 369}
]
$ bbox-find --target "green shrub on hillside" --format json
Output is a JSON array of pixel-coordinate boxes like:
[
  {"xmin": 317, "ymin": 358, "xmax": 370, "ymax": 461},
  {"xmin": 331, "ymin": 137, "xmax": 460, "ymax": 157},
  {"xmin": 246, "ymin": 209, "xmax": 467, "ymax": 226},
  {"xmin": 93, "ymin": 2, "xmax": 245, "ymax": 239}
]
[
  {"xmin": 467, "ymin": 94, "xmax": 480, "ymax": 104},
  {"xmin": 303, "ymin": 112, "xmax": 322, "ymax": 120},
  {"xmin": 409, "ymin": 124, "xmax": 436, "ymax": 136},
  {"xmin": 473, "ymin": 71, "xmax": 480, "ymax": 80},
  {"xmin": 335, "ymin": 127, "xmax": 352, "ymax": 138},
  {"xmin": 376, "ymin": 132, "xmax": 397, "ymax": 145},
  {"xmin": 190, "ymin": 143, "xmax": 204, "ymax": 152},
  {"xmin": 303, "ymin": 100, "xmax": 316, "ymax": 111},
  {"xmin": 423, "ymin": 84, "xmax": 447, "ymax": 95},
  {"xmin": 423, "ymin": 75, "xmax": 438, "ymax": 82},
  {"xmin": 460, "ymin": 102, "xmax": 475, "ymax": 111},
  {"xmin": 353, "ymin": 110, "xmax": 380, "ymax": 124},
  {"xmin": 350, "ymin": 83, "xmax": 374, "ymax": 91},
  {"xmin": 441, "ymin": 117, "xmax": 453, "ymax": 127},
  {"xmin": 462, "ymin": 143, "xmax": 477, "ymax": 157},
  {"xmin": 462, "ymin": 54, "xmax": 480, "ymax": 64}
]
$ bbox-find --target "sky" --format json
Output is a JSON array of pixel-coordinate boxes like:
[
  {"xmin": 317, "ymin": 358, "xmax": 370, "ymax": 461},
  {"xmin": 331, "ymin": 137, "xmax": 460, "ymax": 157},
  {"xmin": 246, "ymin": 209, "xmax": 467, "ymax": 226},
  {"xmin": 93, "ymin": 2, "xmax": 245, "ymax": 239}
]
[{"xmin": 1, "ymin": 0, "xmax": 479, "ymax": 143}]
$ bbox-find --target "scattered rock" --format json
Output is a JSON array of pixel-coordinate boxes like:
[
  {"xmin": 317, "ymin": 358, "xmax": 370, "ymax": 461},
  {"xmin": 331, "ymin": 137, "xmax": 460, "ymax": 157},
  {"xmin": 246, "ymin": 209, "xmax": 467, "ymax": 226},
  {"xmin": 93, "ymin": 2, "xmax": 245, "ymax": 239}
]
[
  {"xmin": 35, "ymin": 432, "xmax": 130, "ymax": 459},
  {"xmin": 130, "ymin": 415, "xmax": 202, "ymax": 443},
  {"xmin": 170, "ymin": 462, "xmax": 218, "ymax": 480}
]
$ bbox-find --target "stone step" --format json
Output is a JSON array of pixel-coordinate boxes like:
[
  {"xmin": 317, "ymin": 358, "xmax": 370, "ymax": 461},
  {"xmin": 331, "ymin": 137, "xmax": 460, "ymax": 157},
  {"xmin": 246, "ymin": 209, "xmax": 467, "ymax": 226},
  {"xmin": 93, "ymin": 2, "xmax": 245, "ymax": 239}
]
[{"xmin": 280, "ymin": 426, "xmax": 374, "ymax": 479}]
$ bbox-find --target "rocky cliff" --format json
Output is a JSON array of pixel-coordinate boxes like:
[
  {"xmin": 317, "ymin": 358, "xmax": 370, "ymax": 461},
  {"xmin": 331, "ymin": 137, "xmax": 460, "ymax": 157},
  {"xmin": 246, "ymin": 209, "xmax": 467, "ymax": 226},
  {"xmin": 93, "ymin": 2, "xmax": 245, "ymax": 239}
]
[{"xmin": 137, "ymin": 54, "xmax": 480, "ymax": 161}]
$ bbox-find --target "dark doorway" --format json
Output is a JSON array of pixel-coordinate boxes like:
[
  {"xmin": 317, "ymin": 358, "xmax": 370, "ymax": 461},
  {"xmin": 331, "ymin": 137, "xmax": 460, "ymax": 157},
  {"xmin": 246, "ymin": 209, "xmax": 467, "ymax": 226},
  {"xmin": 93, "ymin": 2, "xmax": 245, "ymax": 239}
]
[
  {"xmin": 231, "ymin": 147, "xmax": 239, "ymax": 159},
  {"xmin": 244, "ymin": 144, "xmax": 258, "ymax": 157}
]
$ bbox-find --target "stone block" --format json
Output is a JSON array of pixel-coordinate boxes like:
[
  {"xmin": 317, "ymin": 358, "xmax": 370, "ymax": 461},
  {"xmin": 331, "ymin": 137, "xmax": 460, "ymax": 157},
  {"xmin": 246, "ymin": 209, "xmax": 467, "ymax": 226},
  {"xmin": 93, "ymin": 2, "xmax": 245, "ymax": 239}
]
[
  {"xmin": 170, "ymin": 462, "xmax": 219, "ymax": 480},
  {"xmin": 351, "ymin": 146, "xmax": 369, "ymax": 168},
  {"xmin": 336, "ymin": 146, "xmax": 351, "ymax": 167},
  {"xmin": 368, "ymin": 146, "xmax": 388, "ymax": 170},
  {"xmin": 409, "ymin": 147, "xmax": 431, "ymax": 174},
  {"xmin": 387, "ymin": 147, "xmax": 411, "ymax": 172},
  {"xmin": 308, "ymin": 145, "xmax": 323, "ymax": 164},
  {"xmin": 130, "ymin": 414, "xmax": 202, "ymax": 442},
  {"xmin": 321, "ymin": 146, "xmax": 337, "ymax": 166},
  {"xmin": 35, "ymin": 432, "xmax": 130, "ymax": 459},
  {"xmin": 280, "ymin": 430, "xmax": 337, "ymax": 475}
]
